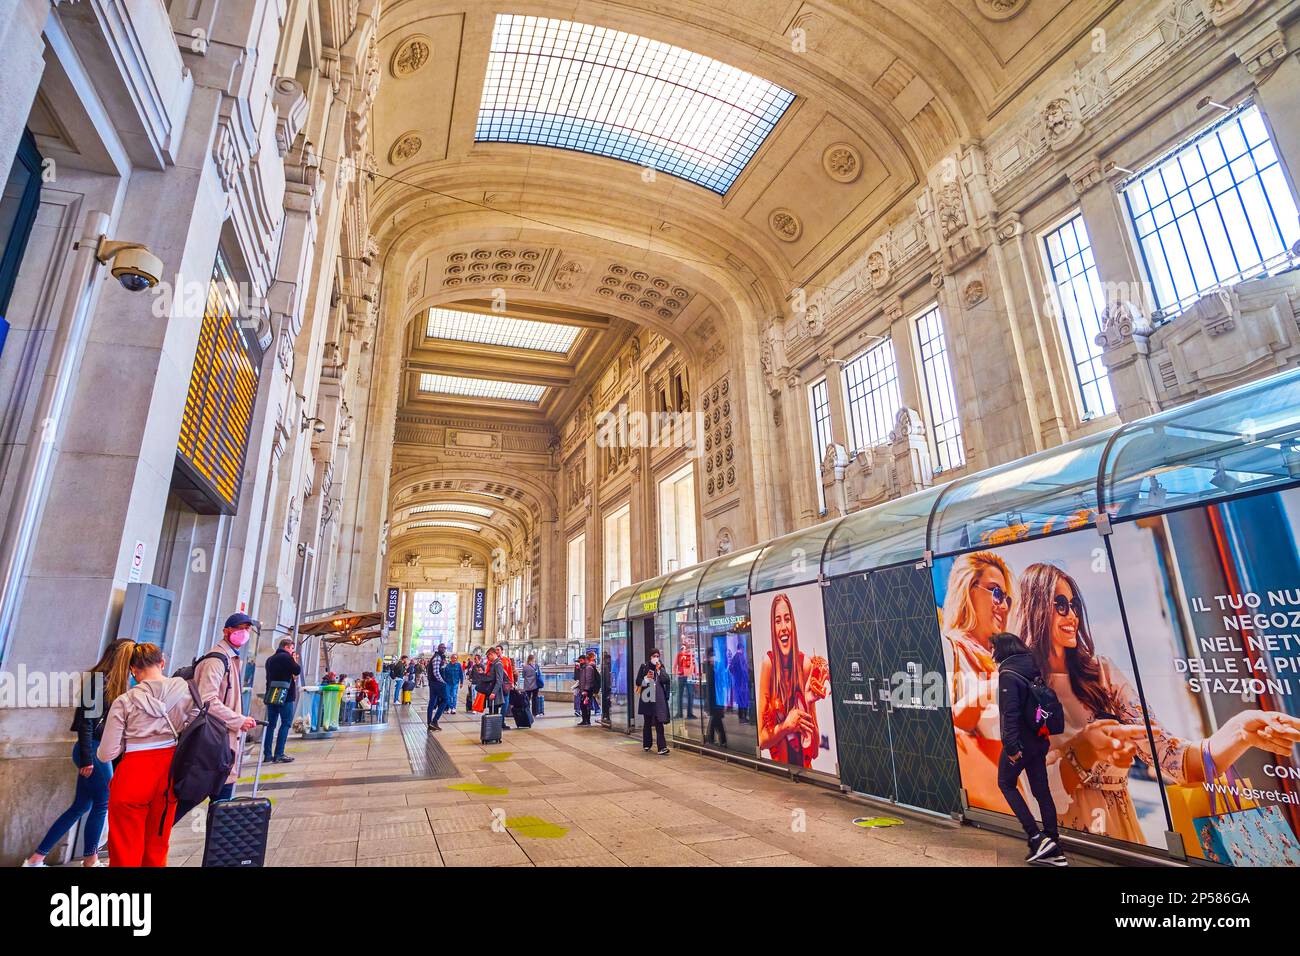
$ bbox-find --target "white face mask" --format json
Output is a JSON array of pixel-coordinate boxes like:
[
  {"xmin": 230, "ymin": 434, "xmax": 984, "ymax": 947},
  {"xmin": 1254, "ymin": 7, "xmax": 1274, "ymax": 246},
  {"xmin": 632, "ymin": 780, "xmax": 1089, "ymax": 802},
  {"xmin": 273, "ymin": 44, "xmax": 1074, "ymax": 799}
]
[{"xmin": 651, "ymin": 657, "xmax": 661, "ymax": 666}]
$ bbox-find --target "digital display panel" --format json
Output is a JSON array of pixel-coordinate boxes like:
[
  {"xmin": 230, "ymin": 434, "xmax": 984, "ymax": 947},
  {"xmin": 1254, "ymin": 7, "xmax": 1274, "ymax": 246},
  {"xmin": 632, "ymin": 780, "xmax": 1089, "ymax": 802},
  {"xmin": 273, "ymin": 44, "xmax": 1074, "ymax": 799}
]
[{"xmin": 173, "ymin": 253, "xmax": 259, "ymax": 514}]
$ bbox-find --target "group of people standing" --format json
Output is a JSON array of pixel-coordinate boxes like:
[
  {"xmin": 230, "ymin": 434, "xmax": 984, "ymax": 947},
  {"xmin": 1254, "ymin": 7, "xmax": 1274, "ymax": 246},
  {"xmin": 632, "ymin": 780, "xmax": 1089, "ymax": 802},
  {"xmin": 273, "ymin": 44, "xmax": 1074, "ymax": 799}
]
[{"xmin": 22, "ymin": 613, "xmax": 258, "ymax": 868}]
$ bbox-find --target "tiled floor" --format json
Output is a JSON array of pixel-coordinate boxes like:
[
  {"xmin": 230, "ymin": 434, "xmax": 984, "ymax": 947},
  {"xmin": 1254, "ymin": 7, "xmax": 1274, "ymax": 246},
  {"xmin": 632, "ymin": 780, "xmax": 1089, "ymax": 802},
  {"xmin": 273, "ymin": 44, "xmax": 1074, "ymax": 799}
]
[{"xmin": 164, "ymin": 689, "xmax": 1100, "ymax": 867}]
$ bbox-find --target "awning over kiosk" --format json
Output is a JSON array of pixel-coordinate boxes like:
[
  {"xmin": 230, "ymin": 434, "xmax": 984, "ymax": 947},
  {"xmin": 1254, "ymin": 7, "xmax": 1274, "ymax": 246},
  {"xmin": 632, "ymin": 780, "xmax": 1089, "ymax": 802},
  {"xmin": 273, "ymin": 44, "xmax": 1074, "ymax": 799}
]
[
  {"xmin": 698, "ymin": 547, "xmax": 762, "ymax": 603},
  {"xmin": 627, "ymin": 574, "xmax": 672, "ymax": 617},
  {"xmin": 823, "ymin": 483, "xmax": 948, "ymax": 577},
  {"xmin": 602, "ymin": 585, "xmax": 636, "ymax": 622},
  {"xmin": 928, "ymin": 429, "xmax": 1116, "ymax": 554},
  {"xmin": 1103, "ymin": 364, "xmax": 1300, "ymax": 519},
  {"xmin": 749, "ymin": 519, "xmax": 845, "ymax": 593},
  {"xmin": 659, "ymin": 562, "xmax": 710, "ymax": 611}
]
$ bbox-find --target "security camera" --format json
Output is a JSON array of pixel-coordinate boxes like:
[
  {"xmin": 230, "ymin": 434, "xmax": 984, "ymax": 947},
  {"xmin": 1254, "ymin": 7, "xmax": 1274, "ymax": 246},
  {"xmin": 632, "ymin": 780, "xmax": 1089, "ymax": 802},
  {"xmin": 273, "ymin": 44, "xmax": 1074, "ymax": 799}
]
[{"xmin": 92, "ymin": 238, "xmax": 163, "ymax": 292}]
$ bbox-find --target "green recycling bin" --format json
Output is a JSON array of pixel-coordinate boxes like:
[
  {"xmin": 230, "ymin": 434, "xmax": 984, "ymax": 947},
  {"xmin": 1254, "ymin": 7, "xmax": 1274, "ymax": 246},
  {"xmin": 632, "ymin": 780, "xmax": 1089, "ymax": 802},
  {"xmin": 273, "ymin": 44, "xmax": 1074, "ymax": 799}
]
[{"xmin": 319, "ymin": 682, "xmax": 344, "ymax": 731}]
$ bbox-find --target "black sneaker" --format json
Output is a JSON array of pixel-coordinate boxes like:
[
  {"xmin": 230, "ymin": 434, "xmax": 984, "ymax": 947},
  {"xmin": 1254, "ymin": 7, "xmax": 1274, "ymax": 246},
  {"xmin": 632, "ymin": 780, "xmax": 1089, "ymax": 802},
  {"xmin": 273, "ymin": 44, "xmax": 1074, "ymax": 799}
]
[
  {"xmin": 657, "ymin": 748, "xmax": 670, "ymax": 756},
  {"xmin": 643, "ymin": 746, "xmax": 652, "ymax": 752},
  {"xmin": 1026, "ymin": 833, "xmax": 1058, "ymax": 863},
  {"xmin": 1041, "ymin": 844, "xmax": 1069, "ymax": 866},
  {"xmin": 275, "ymin": 755, "xmax": 295, "ymax": 763}
]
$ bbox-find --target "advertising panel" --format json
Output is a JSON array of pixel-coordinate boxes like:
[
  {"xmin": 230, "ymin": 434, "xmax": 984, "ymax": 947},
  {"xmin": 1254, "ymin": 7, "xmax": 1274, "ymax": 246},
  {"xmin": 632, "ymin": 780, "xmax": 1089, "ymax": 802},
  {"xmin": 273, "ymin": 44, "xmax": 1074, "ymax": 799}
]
[
  {"xmin": 932, "ymin": 532, "xmax": 1169, "ymax": 851},
  {"xmin": 1111, "ymin": 487, "xmax": 1300, "ymax": 866},
  {"xmin": 750, "ymin": 583, "xmax": 837, "ymax": 775},
  {"xmin": 472, "ymin": 588, "xmax": 486, "ymax": 630}
]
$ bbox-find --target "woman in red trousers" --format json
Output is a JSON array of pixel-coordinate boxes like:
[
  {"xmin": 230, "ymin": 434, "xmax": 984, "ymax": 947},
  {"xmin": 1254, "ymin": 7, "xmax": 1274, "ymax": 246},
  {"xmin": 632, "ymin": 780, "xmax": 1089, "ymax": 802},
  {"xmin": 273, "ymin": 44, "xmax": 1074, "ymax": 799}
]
[{"xmin": 96, "ymin": 642, "xmax": 197, "ymax": 867}]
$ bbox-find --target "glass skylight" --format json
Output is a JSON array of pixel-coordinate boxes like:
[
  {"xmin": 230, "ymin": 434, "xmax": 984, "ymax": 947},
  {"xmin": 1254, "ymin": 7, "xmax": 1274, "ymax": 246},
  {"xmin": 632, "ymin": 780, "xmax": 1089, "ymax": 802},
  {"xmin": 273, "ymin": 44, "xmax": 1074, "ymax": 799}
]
[
  {"xmin": 409, "ymin": 520, "xmax": 483, "ymax": 532},
  {"xmin": 476, "ymin": 14, "xmax": 796, "ymax": 194},
  {"xmin": 411, "ymin": 503, "xmax": 495, "ymax": 518},
  {"xmin": 426, "ymin": 307, "xmax": 582, "ymax": 354},
  {"xmin": 418, "ymin": 373, "xmax": 546, "ymax": 404}
]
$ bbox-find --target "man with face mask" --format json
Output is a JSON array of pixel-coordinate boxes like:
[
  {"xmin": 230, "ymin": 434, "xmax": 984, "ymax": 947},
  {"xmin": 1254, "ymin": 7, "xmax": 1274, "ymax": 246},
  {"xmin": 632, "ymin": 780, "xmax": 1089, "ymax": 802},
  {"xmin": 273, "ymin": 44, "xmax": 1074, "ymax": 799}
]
[
  {"xmin": 172, "ymin": 612, "xmax": 258, "ymax": 823},
  {"xmin": 635, "ymin": 649, "xmax": 672, "ymax": 755}
]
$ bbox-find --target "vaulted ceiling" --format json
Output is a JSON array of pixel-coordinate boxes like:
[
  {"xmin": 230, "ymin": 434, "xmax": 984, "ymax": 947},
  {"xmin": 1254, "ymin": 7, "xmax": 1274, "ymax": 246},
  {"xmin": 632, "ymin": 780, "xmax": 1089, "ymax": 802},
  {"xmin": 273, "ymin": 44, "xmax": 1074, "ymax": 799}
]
[{"xmin": 373, "ymin": 0, "xmax": 1123, "ymax": 554}]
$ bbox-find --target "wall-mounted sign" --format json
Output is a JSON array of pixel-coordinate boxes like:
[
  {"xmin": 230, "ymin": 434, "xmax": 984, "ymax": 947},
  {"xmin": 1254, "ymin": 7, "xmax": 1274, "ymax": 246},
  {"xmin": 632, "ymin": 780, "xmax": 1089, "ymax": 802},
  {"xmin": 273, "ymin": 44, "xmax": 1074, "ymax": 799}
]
[
  {"xmin": 472, "ymin": 588, "xmax": 486, "ymax": 629},
  {"xmin": 128, "ymin": 540, "xmax": 146, "ymax": 584},
  {"xmin": 172, "ymin": 252, "xmax": 260, "ymax": 515},
  {"xmin": 385, "ymin": 587, "xmax": 400, "ymax": 630}
]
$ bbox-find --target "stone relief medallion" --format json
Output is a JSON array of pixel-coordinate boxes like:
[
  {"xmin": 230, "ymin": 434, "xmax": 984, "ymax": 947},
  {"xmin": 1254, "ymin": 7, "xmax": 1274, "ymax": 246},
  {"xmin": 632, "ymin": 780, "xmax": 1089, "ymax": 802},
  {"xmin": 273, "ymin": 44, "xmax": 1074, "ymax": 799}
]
[
  {"xmin": 976, "ymin": 0, "xmax": 1029, "ymax": 20},
  {"xmin": 822, "ymin": 143, "xmax": 862, "ymax": 183},
  {"xmin": 866, "ymin": 249, "xmax": 890, "ymax": 290},
  {"xmin": 388, "ymin": 131, "xmax": 423, "ymax": 164},
  {"xmin": 962, "ymin": 279, "xmax": 987, "ymax": 308},
  {"xmin": 391, "ymin": 36, "xmax": 432, "ymax": 77},
  {"xmin": 1043, "ymin": 97, "xmax": 1077, "ymax": 149},
  {"xmin": 769, "ymin": 208, "xmax": 803, "ymax": 242}
]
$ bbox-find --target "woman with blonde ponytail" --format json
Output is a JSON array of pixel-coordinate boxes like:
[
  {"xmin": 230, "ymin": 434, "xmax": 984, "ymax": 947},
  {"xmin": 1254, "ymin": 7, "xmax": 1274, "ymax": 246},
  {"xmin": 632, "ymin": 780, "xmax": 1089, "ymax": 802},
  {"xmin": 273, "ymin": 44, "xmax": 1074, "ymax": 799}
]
[{"xmin": 21, "ymin": 639, "xmax": 136, "ymax": 867}]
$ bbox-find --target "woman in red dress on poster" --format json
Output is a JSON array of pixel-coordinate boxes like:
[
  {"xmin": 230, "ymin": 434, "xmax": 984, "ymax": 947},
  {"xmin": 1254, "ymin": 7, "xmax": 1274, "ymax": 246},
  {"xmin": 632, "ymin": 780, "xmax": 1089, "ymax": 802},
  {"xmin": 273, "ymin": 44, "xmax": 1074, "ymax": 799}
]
[{"xmin": 757, "ymin": 593, "xmax": 829, "ymax": 768}]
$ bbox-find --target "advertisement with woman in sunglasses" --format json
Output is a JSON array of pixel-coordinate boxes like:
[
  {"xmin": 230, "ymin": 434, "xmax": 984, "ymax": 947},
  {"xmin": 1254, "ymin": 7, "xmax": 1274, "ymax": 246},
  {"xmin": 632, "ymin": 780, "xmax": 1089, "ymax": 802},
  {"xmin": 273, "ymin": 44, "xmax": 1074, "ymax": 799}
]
[{"xmin": 934, "ymin": 531, "xmax": 1300, "ymax": 858}]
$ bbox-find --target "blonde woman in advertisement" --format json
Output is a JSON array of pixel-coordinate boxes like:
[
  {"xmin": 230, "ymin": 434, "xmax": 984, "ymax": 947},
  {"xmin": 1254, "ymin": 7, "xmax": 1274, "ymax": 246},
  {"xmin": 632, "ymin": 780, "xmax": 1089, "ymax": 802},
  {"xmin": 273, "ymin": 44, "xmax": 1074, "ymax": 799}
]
[
  {"xmin": 942, "ymin": 551, "xmax": 1015, "ymax": 811},
  {"xmin": 757, "ymin": 593, "xmax": 829, "ymax": 768},
  {"xmin": 1014, "ymin": 562, "xmax": 1300, "ymax": 843}
]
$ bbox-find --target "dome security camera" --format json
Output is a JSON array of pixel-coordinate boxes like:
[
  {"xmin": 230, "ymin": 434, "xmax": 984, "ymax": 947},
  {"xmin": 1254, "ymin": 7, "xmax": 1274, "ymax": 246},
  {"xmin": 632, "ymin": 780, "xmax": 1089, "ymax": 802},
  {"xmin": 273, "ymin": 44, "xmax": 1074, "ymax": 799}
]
[{"xmin": 92, "ymin": 237, "xmax": 163, "ymax": 292}]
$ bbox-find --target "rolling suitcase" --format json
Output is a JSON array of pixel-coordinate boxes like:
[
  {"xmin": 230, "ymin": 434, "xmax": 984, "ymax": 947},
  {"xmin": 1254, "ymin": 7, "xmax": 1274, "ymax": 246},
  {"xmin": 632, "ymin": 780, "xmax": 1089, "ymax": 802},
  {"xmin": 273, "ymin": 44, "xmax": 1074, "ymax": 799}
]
[
  {"xmin": 480, "ymin": 712, "xmax": 503, "ymax": 744},
  {"xmin": 510, "ymin": 690, "xmax": 533, "ymax": 728},
  {"xmin": 202, "ymin": 723, "xmax": 272, "ymax": 867}
]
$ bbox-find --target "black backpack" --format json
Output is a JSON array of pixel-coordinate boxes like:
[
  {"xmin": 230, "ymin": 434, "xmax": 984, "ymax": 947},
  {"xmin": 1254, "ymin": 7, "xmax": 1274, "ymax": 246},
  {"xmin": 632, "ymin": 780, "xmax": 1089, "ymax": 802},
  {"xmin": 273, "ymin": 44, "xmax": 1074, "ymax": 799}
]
[
  {"xmin": 1003, "ymin": 670, "xmax": 1065, "ymax": 737},
  {"xmin": 173, "ymin": 651, "xmax": 228, "ymax": 684},
  {"xmin": 168, "ymin": 679, "xmax": 235, "ymax": 804}
]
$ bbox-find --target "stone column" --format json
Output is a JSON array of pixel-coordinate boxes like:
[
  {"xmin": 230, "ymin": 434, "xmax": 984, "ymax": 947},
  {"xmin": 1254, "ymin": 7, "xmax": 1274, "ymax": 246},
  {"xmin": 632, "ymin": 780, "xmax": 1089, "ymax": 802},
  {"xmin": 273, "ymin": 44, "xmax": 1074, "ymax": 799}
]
[{"xmin": 0, "ymin": 0, "xmax": 48, "ymax": 178}]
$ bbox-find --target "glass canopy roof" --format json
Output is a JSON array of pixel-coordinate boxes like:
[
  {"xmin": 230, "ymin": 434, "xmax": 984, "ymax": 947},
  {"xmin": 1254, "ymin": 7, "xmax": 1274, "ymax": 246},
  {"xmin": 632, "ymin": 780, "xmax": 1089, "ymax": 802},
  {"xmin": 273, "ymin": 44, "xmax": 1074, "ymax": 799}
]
[
  {"xmin": 606, "ymin": 367, "xmax": 1300, "ymax": 617},
  {"xmin": 749, "ymin": 520, "xmax": 844, "ymax": 594},
  {"xmin": 425, "ymin": 307, "xmax": 582, "ymax": 354},
  {"xmin": 476, "ymin": 14, "xmax": 796, "ymax": 194},
  {"xmin": 658, "ymin": 562, "xmax": 708, "ymax": 611},
  {"xmin": 697, "ymin": 547, "xmax": 761, "ymax": 604},
  {"xmin": 823, "ymin": 484, "xmax": 947, "ymax": 578},
  {"xmin": 1103, "ymin": 364, "xmax": 1300, "ymax": 518},
  {"xmin": 418, "ymin": 373, "xmax": 546, "ymax": 404},
  {"xmin": 411, "ymin": 503, "xmax": 494, "ymax": 518},
  {"xmin": 603, "ymin": 584, "xmax": 636, "ymax": 622}
]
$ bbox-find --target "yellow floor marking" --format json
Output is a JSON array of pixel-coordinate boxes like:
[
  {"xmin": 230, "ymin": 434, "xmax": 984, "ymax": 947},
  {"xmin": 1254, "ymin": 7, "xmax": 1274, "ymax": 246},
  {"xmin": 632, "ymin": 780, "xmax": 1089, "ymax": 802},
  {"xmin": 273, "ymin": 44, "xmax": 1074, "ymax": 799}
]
[
  {"xmin": 447, "ymin": 783, "xmax": 510, "ymax": 795},
  {"xmin": 481, "ymin": 752, "xmax": 514, "ymax": 763},
  {"xmin": 505, "ymin": 816, "xmax": 569, "ymax": 839}
]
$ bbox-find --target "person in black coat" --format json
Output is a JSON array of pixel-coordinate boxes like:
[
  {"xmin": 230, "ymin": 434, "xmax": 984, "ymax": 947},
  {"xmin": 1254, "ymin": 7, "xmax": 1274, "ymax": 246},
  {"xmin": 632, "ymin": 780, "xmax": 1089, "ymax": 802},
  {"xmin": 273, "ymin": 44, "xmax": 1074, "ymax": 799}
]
[
  {"xmin": 636, "ymin": 649, "xmax": 672, "ymax": 754},
  {"xmin": 994, "ymin": 632, "xmax": 1066, "ymax": 866},
  {"xmin": 263, "ymin": 638, "xmax": 302, "ymax": 762}
]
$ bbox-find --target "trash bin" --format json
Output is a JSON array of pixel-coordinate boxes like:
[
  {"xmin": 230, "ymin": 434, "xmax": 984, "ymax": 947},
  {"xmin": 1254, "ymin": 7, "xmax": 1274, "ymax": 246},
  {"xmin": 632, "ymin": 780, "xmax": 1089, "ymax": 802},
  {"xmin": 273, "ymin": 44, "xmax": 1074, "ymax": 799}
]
[{"xmin": 319, "ymin": 682, "xmax": 343, "ymax": 731}]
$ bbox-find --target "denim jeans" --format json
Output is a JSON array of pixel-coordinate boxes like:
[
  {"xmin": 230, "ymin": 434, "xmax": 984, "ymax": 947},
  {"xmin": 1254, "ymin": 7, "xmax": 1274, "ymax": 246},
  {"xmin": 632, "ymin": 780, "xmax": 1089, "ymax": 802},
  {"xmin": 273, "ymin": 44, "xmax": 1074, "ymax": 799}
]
[
  {"xmin": 446, "ymin": 681, "xmax": 459, "ymax": 710},
  {"xmin": 393, "ymin": 678, "xmax": 404, "ymax": 702},
  {"xmin": 263, "ymin": 699, "xmax": 295, "ymax": 760},
  {"xmin": 427, "ymin": 683, "xmax": 448, "ymax": 725},
  {"xmin": 37, "ymin": 744, "xmax": 112, "ymax": 857}
]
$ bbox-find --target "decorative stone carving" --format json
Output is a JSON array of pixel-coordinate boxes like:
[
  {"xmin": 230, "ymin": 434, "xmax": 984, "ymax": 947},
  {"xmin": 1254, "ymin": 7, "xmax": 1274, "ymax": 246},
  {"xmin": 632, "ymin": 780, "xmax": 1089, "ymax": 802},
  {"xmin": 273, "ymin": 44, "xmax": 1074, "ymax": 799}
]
[
  {"xmin": 962, "ymin": 279, "xmax": 987, "ymax": 308},
  {"xmin": 866, "ymin": 248, "xmax": 890, "ymax": 290},
  {"xmin": 272, "ymin": 77, "xmax": 308, "ymax": 158},
  {"xmin": 1188, "ymin": 288, "xmax": 1236, "ymax": 337},
  {"xmin": 1043, "ymin": 96, "xmax": 1081, "ymax": 150},
  {"xmin": 389, "ymin": 131, "xmax": 423, "ymax": 164},
  {"xmin": 716, "ymin": 528, "xmax": 734, "ymax": 556},
  {"xmin": 1240, "ymin": 30, "xmax": 1288, "ymax": 78},
  {"xmin": 800, "ymin": 297, "xmax": 825, "ymax": 338},
  {"xmin": 936, "ymin": 181, "xmax": 966, "ymax": 238},
  {"xmin": 822, "ymin": 143, "xmax": 862, "ymax": 183},
  {"xmin": 1206, "ymin": 0, "xmax": 1256, "ymax": 27},
  {"xmin": 1094, "ymin": 301, "xmax": 1152, "ymax": 350},
  {"xmin": 391, "ymin": 35, "xmax": 432, "ymax": 77},
  {"xmin": 552, "ymin": 260, "xmax": 586, "ymax": 291},
  {"xmin": 769, "ymin": 208, "xmax": 802, "ymax": 242},
  {"xmin": 976, "ymin": 0, "xmax": 1030, "ymax": 20},
  {"xmin": 599, "ymin": 264, "xmax": 691, "ymax": 318}
]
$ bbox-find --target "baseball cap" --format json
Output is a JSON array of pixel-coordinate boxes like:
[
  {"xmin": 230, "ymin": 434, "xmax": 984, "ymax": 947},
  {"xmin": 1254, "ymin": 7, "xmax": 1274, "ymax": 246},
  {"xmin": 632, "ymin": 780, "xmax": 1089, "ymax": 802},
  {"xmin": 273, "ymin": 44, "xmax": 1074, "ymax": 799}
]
[{"xmin": 223, "ymin": 612, "xmax": 258, "ymax": 630}]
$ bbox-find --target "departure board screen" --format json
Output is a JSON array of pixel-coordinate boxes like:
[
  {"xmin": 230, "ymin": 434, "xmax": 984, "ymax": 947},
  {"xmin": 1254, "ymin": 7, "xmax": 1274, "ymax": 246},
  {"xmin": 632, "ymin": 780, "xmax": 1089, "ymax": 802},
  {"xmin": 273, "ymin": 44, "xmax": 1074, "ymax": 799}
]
[{"xmin": 172, "ymin": 255, "xmax": 259, "ymax": 515}]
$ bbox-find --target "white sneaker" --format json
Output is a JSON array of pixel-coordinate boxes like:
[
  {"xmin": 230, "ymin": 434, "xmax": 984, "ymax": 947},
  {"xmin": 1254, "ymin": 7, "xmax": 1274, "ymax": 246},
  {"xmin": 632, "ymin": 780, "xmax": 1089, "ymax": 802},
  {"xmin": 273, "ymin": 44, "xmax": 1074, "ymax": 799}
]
[{"xmin": 21, "ymin": 859, "xmax": 46, "ymax": 867}]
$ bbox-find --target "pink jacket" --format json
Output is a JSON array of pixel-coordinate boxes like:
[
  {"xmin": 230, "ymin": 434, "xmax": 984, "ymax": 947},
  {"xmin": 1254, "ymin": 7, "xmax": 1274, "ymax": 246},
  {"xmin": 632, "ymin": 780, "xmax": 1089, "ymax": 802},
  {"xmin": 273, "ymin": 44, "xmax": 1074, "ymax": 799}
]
[
  {"xmin": 97, "ymin": 677, "xmax": 198, "ymax": 762},
  {"xmin": 194, "ymin": 639, "xmax": 247, "ymax": 784}
]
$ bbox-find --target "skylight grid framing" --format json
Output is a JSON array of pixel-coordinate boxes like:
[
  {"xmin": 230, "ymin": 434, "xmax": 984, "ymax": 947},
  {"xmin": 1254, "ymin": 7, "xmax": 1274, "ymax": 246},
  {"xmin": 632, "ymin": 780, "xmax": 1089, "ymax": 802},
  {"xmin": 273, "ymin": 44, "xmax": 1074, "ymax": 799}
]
[
  {"xmin": 409, "ymin": 520, "xmax": 483, "ymax": 532},
  {"xmin": 425, "ymin": 307, "xmax": 581, "ymax": 353},
  {"xmin": 411, "ymin": 503, "xmax": 495, "ymax": 518},
  {"xmin": 417, "ymin": 373, "xmax": 546, "ymax": 404},
  {"xmin": 476, "ymin": 14, "xmax": 795, "ymax": 194}
]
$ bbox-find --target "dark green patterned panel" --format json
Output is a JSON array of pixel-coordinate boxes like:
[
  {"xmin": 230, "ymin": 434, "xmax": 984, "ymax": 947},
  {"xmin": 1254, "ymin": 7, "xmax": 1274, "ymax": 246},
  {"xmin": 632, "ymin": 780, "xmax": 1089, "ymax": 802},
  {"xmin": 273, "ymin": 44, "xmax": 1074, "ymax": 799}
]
[{"xmin": 866, "ymin": 565, "xmax": 962, "ymax": 816}]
